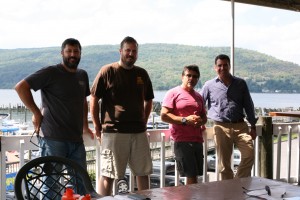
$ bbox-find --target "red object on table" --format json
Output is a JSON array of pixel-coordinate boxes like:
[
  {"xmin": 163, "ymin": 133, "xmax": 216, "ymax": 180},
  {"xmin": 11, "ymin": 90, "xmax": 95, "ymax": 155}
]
[
  {"xmin": 61, "ymin": 188, "xmax": 80, "ymax": 200},
  {"xmin": 80, "ymin": 194, "xmax": 91, "ymax": 200}
]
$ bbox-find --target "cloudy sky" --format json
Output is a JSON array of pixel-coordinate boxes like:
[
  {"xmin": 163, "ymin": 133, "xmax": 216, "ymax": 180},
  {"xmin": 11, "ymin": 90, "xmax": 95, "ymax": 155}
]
[{"xmin": 1, "ymin": 0, "xmax": 300, "ymax": 64}]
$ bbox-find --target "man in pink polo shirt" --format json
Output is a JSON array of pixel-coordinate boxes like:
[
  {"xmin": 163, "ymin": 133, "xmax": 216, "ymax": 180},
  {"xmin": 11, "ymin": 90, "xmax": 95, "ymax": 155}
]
[{"xmin": 161, "ymin": 64, "xmax": 207, "ymax": 184}]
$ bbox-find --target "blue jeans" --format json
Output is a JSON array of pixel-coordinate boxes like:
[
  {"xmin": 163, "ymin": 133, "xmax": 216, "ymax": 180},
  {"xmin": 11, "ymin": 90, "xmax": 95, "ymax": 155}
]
[{"xmin": 39, "ymin": 137, "xmax": 87, "ymax": 200}]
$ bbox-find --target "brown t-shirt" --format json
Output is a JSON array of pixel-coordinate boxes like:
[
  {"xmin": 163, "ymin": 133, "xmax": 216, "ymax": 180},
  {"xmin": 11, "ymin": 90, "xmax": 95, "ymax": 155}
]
[{"xmin": 91, "ymin": 62, "xmax": 154, "ymax": 133}]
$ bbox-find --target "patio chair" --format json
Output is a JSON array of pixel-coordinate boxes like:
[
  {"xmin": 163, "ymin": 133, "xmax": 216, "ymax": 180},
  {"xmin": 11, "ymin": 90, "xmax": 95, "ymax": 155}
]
[{"xmin": 14, "ymin": 156, "xmax": 102, "ymax": 200}]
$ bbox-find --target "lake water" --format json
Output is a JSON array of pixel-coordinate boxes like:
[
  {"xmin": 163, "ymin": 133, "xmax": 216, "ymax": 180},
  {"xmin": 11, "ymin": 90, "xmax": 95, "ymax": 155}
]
[
  {"xmin": 1, "ymin": 89, "xmax": 300, "ymax": 109},
  {"xmin": 155, "ymin": 91, "xmax": 300, "ymax": 109}
]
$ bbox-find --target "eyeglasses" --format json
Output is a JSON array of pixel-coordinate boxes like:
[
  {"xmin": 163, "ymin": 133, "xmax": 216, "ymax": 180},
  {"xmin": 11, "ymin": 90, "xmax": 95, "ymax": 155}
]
[
  {"xmin": 30, "ymin": 130, "xmax": 42, "ymax": 148},
  {"xmin": 243, "ymin": 185, "xmax": 286, "ymax": 199},
  {"xmin": 185, "ymin": 74, "xmax": 199, "ymax": 79},
  {"xmin": 242, "ymin": 186, "xmax": 271, "ymax": 199}
]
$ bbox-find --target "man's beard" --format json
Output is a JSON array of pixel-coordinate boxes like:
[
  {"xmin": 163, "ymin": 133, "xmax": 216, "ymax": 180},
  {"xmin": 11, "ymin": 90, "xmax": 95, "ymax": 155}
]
[
  {"xmin": 63, "ymin": 56, "xmax": 81, "ymax": 69},
  {"xmin": 122, "ymin": 56, "xmax": 136, "ymax": 67}
]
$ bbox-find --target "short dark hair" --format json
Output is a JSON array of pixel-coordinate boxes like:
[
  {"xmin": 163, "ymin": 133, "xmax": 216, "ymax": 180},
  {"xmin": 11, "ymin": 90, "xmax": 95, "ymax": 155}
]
[
  {"xmin": 61, "ymin": 38, "xmax": 82, "ymax": 51},
  {"xmin": 120, "ymin": 36, "xmax": 138, "ymax": 49},
  {"xmin": 182, "ymin": 64, "xmax": 200, "ymax": 78},
  {"xmin": 215, "ymin": 54, "xmax": 230, "ymax": 64}
]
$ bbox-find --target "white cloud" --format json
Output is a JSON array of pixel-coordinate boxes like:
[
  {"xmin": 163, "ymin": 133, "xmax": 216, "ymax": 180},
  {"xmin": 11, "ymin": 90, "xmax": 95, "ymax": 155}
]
[
  {"xmin": 1, "ymin": 0, "xmax": 300, "ymax": 65},
  {"xmin": 232, "ymin": 3, "xmax": 300, "ymax": 64}
]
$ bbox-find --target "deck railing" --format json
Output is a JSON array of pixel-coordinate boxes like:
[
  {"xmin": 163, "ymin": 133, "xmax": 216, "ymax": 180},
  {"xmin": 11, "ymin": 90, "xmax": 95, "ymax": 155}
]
[
  {"xmin": 272, "ymin": 122, "xmax": 300, "ymax": 183},
  {"xmin": 1, "ymin": 119, "xmax": 300, "ymax": 199}
]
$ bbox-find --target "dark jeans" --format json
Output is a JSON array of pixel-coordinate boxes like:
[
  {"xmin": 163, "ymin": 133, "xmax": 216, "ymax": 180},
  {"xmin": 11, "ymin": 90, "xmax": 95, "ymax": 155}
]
[{"xmin": 39, "ymin": 137, "xmax": 87, "ymax": 200}]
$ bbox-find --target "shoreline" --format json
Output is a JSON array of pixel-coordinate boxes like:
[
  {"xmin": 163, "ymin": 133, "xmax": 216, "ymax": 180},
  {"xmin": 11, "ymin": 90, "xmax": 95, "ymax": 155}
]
[{"xmin": 1, "ymin": 89, "xmax": 300, "ymax": 109}]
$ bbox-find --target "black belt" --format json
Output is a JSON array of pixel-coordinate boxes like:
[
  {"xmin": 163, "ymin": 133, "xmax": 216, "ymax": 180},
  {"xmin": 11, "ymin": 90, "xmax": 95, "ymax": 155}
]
[
  {"xmin": 227, "ymin": 119, "xmax": 244, "ymax": 123},
  {"xmin": 215, "ymin": 119, "xmax": 244, "ymax": 123}
]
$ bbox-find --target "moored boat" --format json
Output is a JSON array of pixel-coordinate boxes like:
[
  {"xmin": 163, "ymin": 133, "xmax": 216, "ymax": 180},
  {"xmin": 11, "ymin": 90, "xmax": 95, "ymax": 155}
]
[{"xmin": 0, "ymin": 113, "xmax": 30, "ymax": 135}]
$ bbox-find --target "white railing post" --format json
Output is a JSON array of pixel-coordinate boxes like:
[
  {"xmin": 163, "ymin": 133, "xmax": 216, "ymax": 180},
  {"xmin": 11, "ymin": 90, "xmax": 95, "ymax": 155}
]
[
  {"xmin": 19, "ymin": 139, "xmax": 26, "ymax": 197},
  {"xmin": 95, "ymin": 141, "xmax": 101, "ymax": 194},
  {"xmin": 83, "ymin": 133, "xmax": 101, "ymax": 194},
  {"xmin": 287, "ymin": 125, "xmax": 292, "ymax": 183},
  {"xmin": 298, "ymin": 125, "xmax": 300, "ymax": 185},
  {"xmin": 0, "ymin": 137, "xmax": 6, "ymax": 200},
  {"xmin": 254, "ymin": 124, "xmax": 262, "ymax": 177},
  {"xmin": 253, "ymin": 135, "xmax": 258, "ymax": 176},
  {"xmin": 19, "ymin": 139, "xmax": 25, "ymax": 167},
  {"xmin": 160, "ymin": 132, "xmax": 165, "ymax": 188},
  {"xmin": 203, "ymin": 129, "xmax": 208, "ymax": 183},
  {"xmin": 215, "ymin": 134, "xmax": 220, "ymax": 181},
  {"xmin": 129, "ymin": 170, "xmax": 135, "ymax": 192},
  {"xmin": 174, "ymin": 160, "xmax": 180, "ymax": 186},
  {"xmin": 276, "ymin": 126, "xmax": 282, "ymax": 181}
]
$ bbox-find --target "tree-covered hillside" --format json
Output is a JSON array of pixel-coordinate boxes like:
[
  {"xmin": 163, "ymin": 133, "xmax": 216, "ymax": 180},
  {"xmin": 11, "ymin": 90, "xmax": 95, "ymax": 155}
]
[{"xmin": 1, "ymin": 44, "xmax": 300, "ymax": 92}]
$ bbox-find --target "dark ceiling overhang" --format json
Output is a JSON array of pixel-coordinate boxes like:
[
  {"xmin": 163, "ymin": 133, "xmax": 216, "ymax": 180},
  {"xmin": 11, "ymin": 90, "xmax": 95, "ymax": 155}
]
[{"xmin": 223, "ymin": 0, "xmax": 300, "ymax": 12}]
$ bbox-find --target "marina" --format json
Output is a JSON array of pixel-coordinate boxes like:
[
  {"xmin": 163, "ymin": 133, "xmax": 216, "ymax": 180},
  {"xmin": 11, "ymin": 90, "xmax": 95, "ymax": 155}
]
[
  {"xmin": 1, "ymin": 89, "xmax": 300, "ymax": 128},
  {"xmin": 0, "ymin": 113, "xmax": 30, "ymax": 136}
]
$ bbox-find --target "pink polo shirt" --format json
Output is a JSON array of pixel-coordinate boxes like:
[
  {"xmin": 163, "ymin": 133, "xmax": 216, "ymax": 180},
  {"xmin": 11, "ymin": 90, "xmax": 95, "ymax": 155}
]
[{"xmin": 162, "ymin": 86, "xmax": 206, "ymax": 142}]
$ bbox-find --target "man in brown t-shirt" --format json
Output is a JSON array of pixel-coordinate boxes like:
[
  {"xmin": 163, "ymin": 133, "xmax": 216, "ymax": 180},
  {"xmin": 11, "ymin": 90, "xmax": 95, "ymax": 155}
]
[{"xmin": 90, "ymin": 36, "xmax": 154, "ymax": 196}]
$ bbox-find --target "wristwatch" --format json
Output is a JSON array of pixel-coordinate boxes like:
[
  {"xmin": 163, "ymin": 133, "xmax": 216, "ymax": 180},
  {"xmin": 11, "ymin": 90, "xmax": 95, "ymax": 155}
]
[{"xmin": 181, "ymin": 117, "xmax": 187, "ymax": 125}]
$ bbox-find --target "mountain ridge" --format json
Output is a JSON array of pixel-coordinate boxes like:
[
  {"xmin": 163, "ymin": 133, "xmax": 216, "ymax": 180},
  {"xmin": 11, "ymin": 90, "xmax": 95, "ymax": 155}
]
[{"xmin": 1, "ymin": 44, "xmax": 299, "ymax": 92}]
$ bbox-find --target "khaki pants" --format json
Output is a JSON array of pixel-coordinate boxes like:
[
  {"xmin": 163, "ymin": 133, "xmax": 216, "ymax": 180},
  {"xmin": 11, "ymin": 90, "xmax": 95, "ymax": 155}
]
[{"xmin": 213, "ymin": 121, "xmax": 254, "ymax": 180}]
